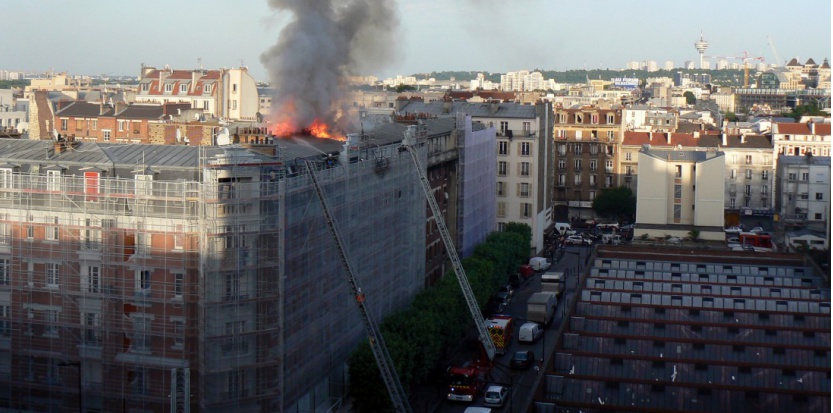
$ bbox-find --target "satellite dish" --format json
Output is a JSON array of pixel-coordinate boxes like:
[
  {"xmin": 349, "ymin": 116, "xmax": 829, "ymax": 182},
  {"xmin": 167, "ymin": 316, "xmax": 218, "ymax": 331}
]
[{"xmin": 216, "ymin": 128, "xmax": 230, "ymax": 145}]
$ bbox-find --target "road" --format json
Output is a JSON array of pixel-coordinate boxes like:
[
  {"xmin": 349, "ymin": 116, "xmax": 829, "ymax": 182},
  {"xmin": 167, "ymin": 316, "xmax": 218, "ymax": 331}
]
[{"xmin": 434, "ymin": 244, "xmax": 589, "ymax": 413}]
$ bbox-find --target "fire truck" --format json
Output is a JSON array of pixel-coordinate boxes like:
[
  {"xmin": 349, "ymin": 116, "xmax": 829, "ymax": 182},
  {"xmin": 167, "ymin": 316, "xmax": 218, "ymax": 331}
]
[{"xmin": 486, "ymin": 315, "xmax": 514, "ymax": 355}]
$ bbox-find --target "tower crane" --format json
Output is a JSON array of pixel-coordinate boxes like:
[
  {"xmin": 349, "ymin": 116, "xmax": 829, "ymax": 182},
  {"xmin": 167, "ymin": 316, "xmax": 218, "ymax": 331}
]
[
  {"xmin": 767, "ymin": 35, "xmax": 785, "ymax": 67},
  {"xmin": 704, "ymin": 52, "xmax": 766, "ymax": 87},
  {"xmin": 305, "ymin": 160, "xmax": 412, "ymax": 413}
]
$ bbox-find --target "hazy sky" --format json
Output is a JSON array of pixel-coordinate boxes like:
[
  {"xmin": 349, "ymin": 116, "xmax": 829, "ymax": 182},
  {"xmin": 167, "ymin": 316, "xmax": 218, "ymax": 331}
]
[{"xmin": 4, "ymin": 0, "xmax": 830, "ymax": 82}]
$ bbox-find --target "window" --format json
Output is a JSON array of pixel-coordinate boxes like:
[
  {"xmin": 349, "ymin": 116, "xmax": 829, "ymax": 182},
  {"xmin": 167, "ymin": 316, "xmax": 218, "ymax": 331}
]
[
  {"xmin": 46, "ymin": 263, "xmax": 59, "ymax": 288},
  {"xmin": 589, "ymin": 160, "xmax": 597, "ymax": 171},
  {"xmin": 129, "ymin": 369, "xmax": 147, "ymax": 394},
  {"xmin": 745, "ymin": 155, "xmax": 752, "ymax": 164},
  {"xmin": 591, "ymin": 114, "xmax": 599, "ymax": 124},
  {"xmin": 226, "ymin": 370, "xmax": 247, "ymax": 399},
  {"xmin": 496, "ymin": 202, "xmax": 506, "ymax": 218},
  {"xmin": 173, "ymin": 271, "xmax": 184, "ymax": 298},
  {"xmin": 173, "ymin": 319, "xmax": 184, "ymax": 348},
  {"xmin": 799, "ymin": 193, "xmax": 809, "ymax": 200},
  {"xmin": 731, "ymin": 154, "xmax": 738, "ymax": 164},
  {"xmin": 606, "ymin": 113, "xmax": 615, "ymax": 124},
  {"xmin": 788, "ymin": 172, "xmax": 796, "ymax": 181},
  {"xmin": 761, "ymin": 170, "xmax": 769, "ymax": 180},
  {"xmin": 801, "ymin": 172, "xmax": 809, "ymax": 181},
  {"xmin": 574, "ymin": 175, "xmax": 581, "ymax": 186},
  {"xmin": 174, "ymin": 224, "xmax": 184, "ymax": 250},
  {"xmin": 558, "ymin": 174, "xmax": 566, "ymax": 186},
  {"xmin": 674, "ymin": 165, "xmax": 682, "ymax": 178},
  {"xmin": 606, "ymin": 160, "xmax": 613, "ymax": 172},
  {"xmin": 730, "ymin": 169, "xmax": 737, "ymax": 179},
  {"xmin": 164, "ymin": 83, "xmax": 173, "ymax": 92},
  {"xmin": 674, "ymin": 185, "xmax": 682, "ymax": 199},
  {"xmin": 46, "ymin": 216, "xmax": 58, "ymax": 241},
  {"xmin": 673, "ymin": 205, "xmax": 681, "ymax": 220},
  {"xmin": 136, "ymin": 269, "xmax": 151, "ymax": 292},
  {"xmin": 500, "ymin": 121, "xmax": 509, "ymax": 135},
  {"xmin": 84, "ymin": 313, "xmax": 101, "ymax": 346},
  {"xmin": 730, "ymin": 198, "xmax": 736, "ymax": 208},
  {"xmin": 518, "ymin": 183, "xmax": 530, "ymax": 197},
  {"xmin": 223, "ymin": 321, "xmax": 248, "ymax": 357},
  {"xmin": 44, "ymin": 310, "xmax": 59, "ymax": 337},
  {"xmin": 497, "ymin": 161, "xmax": 507, "ymax": 176},
  {"xmin": 60, "ymin": 118, "xmax": 67, "ymax": 131},
  {"xmin": 557, "ymin": 144, "xmax": 566, "ymax": 156},
  {"xmin": 0, "ymin": 305, "xmax": 9, "ymax": 336},
  {"xmin": 816, "ymin": 193, "xmax": 824, "ymax": 200},
  {"xmin": 761, "ymin": 185, "xmax": 769, "ymax": 195},
  {"xmin": 495, "ymin": 132, "xmax": 512, "ymax": 150},
  {"xmin": 47, "ymin": 170, "xmax": 61, "ymax": 191},
  {"xmin": 519, "ymin": 162, "xmax": 530, "ymax": 177},
  {"xmin": 625, "ymin": 152, "xmax": 632, "ymax": 161},
  {"xmin": 625, "ymin": 166, "xmax": 633, "ymax": 176},
  {"xmin": 496, "ymin": 181, "xmax": 505, "ymax": 196},
  {"xmin": 763, "ymin": 155, "xmax": 770, "ymax": 164},
  {"xmin": 573, "ymin": 143, "xmax": 582, "ymax": 155},
  {"xmin": 520, "ymin": 142, "xmax": 530, "ymax": 156},
  {"xmin": 0, "ymin": 259, "xmax": 8, "ymax": 285},
  {"xmin": 574, "ymin": 159, "xmax": 582, "ymax": 171},
  {"xmin": 589, "ymin": 144, "xmax": 599, "ymax": 155},
  {"xmin": 85, "ymin": 265, "xmax": 100, "ymax": 293},
  {"xmin": 589, "ymin": 175, "xmax": 597, "ymax": 186},
  {"xmin": 522, "ymin": 121, "xmax": 530, "ymax": 132},
  {"xmin": 117, "ymin": 120, "xmax": 126, "ymax": 132},
  {"xmin": 225, "ymin": 272, "xmax": 241, "ymax": 300},
  {"xmin": 558, "ymin": 159, "xmax": 566, "ymax": 170},
  {"xmin": 135, "ymin": 174, "xmax": 152, "ymax": 195},
  {"xmin": 520, "ymin": 203, "xmax": 532, "ymax": 218},
  {"xmin": 745, "ymin": 169, "xmax": 752, "ymax": 179},
  {"xmin": 179, "ymin": 84, "xmax": 187, "ymax": 93},
  {"xmin": 131, "ymin": 316, "xmax": 151, "ymax": 353},
  {"xmin": 102, "ymin": 129, "xmax": 110, "ymax": 141}
]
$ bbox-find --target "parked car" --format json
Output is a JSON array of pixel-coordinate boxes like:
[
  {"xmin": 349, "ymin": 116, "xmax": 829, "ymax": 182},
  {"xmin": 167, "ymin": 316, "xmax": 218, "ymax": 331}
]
[
  {"xmin": 725, "ymin": 226, "xmax": 743, "ymax": 234},
  {"xmin": 750, "ymin": 227, "xmax": 765, "ymax": 233},
  {"xmin": 495, "ymin": 291, "xmax": 511, "ymax": 307},
  {"xmin": 483, "ymin": 385, "xmax": 509, "ymax": 407},
  {"xmin": 566, "ymin": 235, "xmax": 585, "ymax": 245},
  {"xmin": 726, "ymin": 237, "xmax": 739, "ymax": 244},
  {"xmin": 518, "ymin": 322, "xmax": 544, "ymax": 343},
  {"xmin": 510, "ymin": 350, "xmax": 535, "ymax": 370}
]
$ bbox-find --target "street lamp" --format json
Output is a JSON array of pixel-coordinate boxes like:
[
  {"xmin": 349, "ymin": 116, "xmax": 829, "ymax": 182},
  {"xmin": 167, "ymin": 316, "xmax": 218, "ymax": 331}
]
[{"xmin": 58, "ymin": 361, "xmax": 82, "ymax": 413}]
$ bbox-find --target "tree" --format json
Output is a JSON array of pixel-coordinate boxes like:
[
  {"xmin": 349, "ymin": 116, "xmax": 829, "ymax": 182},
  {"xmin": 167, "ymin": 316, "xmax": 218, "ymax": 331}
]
[
  {"xmin": 683, "ymin": 91, "xmax": 696, "ymax": 105},
  {"xmin": 785, "ymin": 103, "xmax": 824, "ymax": 121},
  {"xmin": 724, "ymin": 111, "xmax": 738, "ymax": 122},
  {"xmin": 394, "ymin": 84, "xmax": 416, "ymax": 93},
  {"xmin": 592, "ymin": 186, "xmax": 636, "ymax": 221}
]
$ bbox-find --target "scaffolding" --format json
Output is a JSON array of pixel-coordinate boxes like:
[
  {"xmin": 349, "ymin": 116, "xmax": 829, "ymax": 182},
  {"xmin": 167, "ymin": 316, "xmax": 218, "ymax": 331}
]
[{"xmin": 0, "ymin": 137, "xmax": 426, "ymax": 412}]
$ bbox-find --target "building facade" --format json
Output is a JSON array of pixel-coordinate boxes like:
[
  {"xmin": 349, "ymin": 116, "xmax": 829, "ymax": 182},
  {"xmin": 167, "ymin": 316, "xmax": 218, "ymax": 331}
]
[
  {"xmin": 635, "ymin": 148, "xmax": 725, "ymax": 241},
  {"xmin": 0, "ymin": 136, "xmax": 425, "ymax": 412},
  {"xmin": 775, "ymin": 154, "xmax": 831, "ymax": 225},
  {"xmin": 553, "ymin": 105, "xmax": 622, "ymax": 221}
]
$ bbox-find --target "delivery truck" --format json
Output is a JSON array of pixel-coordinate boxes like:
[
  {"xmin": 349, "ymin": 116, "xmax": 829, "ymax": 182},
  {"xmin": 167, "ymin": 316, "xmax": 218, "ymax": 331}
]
[{"xmin": 527, "ymin": 292, "xmax": 557, "ymax": 326}]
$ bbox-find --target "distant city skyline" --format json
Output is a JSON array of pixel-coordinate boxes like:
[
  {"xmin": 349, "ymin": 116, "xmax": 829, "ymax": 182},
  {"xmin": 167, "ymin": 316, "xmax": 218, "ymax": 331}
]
[{"xmin": 2, "ymin": 0, "xmax": 830, "ymax": 83}]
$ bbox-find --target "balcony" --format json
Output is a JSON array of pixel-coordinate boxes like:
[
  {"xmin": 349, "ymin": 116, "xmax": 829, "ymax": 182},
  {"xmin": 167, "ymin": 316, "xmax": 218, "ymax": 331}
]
[{"xmin": 497, "ymin": 129, "xmax": 535, "ymax": 139}]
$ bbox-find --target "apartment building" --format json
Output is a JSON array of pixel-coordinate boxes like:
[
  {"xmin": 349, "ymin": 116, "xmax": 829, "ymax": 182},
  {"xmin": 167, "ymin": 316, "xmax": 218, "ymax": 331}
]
[
  {"xmin": 135, "ymin": 66, "xmax": 259, "ymax": 121},
  {"xmin": 705, "ymin": 133, "xmax": 774, "ymax": 211},
  {"xmin": 0, "ymin": 135, "xmax": 426, "ymax": 412},
  {"xmin": 553, "ymin": 105, "xmax": 622, "ymax": 221},
  {"xmin": 772, "ymin": 121, "xmax": 831, "ymax": 161},
  {"xmin": 396, "ymin": 99, "xmax": 553, "ymax": 254},
  {"xmin": 52, "ymin": 101, "xmax": 191, "ymax": 144},
  {"xmin": 776, "ymin": 154, "xmax": 831, "ymax": 226},
  {"xmin": 635, "ymin": 148, "xmax": 725, "ymax": 241}
]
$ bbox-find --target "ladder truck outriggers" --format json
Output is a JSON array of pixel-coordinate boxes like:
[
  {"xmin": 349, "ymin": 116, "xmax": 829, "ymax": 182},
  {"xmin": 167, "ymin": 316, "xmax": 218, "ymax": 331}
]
[{"xmin": 401, "ymin": 126, "xmax": 497, "ymax": 403}]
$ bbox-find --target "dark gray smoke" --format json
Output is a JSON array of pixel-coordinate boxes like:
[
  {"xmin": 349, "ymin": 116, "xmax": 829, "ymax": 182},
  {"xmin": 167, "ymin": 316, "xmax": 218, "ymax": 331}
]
[{"xmin": 260, "ymin": 0, "xmax": 399, "ymax": 134}]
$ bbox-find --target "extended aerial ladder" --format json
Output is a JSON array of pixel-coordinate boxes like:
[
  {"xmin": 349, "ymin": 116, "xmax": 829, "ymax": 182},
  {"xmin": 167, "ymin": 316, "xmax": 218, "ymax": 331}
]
[
  {"xmin": 305, "ymin": 160, "xmax": 412, "ymax": 413},
  {"xmin": 401, "ymin": 126, "xmax": 497, "ymax": 361}
]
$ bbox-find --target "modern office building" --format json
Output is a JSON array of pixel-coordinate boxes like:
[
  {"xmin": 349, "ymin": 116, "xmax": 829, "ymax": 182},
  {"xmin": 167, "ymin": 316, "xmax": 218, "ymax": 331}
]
[{"xmin": 0, "ymin": 133, "xmax": 426, "ymax": 412}]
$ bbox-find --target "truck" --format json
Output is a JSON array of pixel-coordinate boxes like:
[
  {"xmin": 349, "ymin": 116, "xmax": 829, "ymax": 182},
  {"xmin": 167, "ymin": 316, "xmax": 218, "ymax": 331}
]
[
  {"xmin": 601, "ymin": 233, "xmax": 623, "ymax": 245},
  {"xmin": 527, "ymin": 292, "xmax": 558, "ymax": 326},
  {"xmin": 541, "ymin": 271, "xmax": 565, "ymax": 297},
  {"xmin": 529, "ymin": 257, "xmax": 551, "ymax": 271},
  {"xmin": 485, "ymin": 315, "xmax": 514, "ymax": 355},
  {"xmin": 554, "ymin": 222, "xmax": 576, "ymax": 236},
  {"xmin": 445, "ymin": 359, "xmax": 491, "ymax": 402}
]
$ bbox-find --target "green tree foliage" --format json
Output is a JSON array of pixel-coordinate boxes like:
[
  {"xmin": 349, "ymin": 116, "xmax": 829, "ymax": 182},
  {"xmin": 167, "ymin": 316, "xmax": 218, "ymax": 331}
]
[
  {"xmin": 348, "ymin": 223, "xmax": 532, "ymax": 411},
  {"xmin": 785, "ymin": 104, "xmax": 825, "ymax": 121},
  {"xmin": 683, "ymin": 91, "xmax": 696, "ymax": 105},
  {"xmin": 724, "ymin": 111, "xmax": 738, "ymax": 122},
  {"xmin": 0, "ymin": 80, "xmax": 29, "ymax": 89},
  {"xmin": 592, "ymin": 186, "xmax": 636, "ymax": 221},
  {"xmin": 394, "ymin": 84, "xmax": 417, "ymax": 93}
]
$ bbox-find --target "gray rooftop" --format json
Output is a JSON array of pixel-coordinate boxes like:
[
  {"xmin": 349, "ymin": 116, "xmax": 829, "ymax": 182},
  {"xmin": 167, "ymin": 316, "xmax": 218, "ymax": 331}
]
[{"xmin": 397, "ymin": 100, "xmax": 538, "ymax": 119}]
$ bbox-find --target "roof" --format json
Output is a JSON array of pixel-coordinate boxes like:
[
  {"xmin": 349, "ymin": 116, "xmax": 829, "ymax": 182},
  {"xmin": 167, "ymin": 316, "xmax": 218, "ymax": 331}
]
[
  {"xmin": 785, "ymin": 58, "xmax": 801, "ymax": 67},
  {"xmin": 397, "ymin": 100, "xmax": 538, "ymax": 119},
  {"xmin": 776, "ymin": 122, "xmax": 831, "ymax": 135},
  {"xmin": 622, "ymin": 132, "xmax": 703, "ymax": 148},
  {"xmin": 640, "ymin": 148, "xmax": 723, "ymax": 163},
  {"xmin": 55, "ymin": 102, "xmax": 113, "ymax": 117},
  {"xmin": 778, "ymin": 154, "xmax": 831, "ymax": 166},
  {"xmin": 533, "ymin": 246, "xmax": 831, "ymax": 412}
]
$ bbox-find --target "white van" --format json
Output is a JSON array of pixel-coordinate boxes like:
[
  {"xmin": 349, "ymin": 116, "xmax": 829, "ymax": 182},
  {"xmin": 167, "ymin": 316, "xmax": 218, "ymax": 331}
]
[
  {"xmin": 518, "ymin": 322, "xmax": 543, "ymax": 343},
  {"xmin": 529, "ymin": 257, "xmax": 551, "ymax": 271},
  {"xmin": 554, "ymin": 222, "xmax": 576, "ymax": 236}
]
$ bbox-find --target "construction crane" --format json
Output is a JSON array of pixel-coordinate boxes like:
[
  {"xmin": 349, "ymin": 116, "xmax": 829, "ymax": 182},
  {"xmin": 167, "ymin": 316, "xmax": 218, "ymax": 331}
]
[
  {"xmin": 401, "ymin": 126, "xmax": 497, "ymax": 361},
  {"xmin": 767, "ymin": 35, "xmax": 785, "ymax": 67},
  {"xmin": 705, "ymin": 52, "xmax": 765, "ymax": 87},
  {"xmin": 305, "ymin": 160, "xmax": 412, "ymax": 413}
]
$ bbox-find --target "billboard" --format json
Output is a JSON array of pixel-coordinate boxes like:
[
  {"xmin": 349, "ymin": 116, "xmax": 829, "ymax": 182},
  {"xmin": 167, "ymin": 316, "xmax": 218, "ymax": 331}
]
[{"xmin": 613, "ymin": 77, "xmax": 639, "ymax": 90}]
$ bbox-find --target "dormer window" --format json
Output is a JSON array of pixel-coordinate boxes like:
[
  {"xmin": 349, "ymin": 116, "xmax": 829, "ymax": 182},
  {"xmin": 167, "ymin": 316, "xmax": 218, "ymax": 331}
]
[
  {"xmin": 179, "ymin": 84, "xmax": 188, "ymax": 93},
  {"xmin": 204, "ymin": 84, "xmax": 212, "ymax": 93},
  {"xmin": 164, "ymin": 84, "xmax": 173, "ymax": 93}
]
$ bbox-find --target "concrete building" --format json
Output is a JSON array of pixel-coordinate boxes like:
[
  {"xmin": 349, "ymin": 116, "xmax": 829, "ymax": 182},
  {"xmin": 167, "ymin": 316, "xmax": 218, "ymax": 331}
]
[
  {"xmin": 775, "ymin": 154, "xmax": 830, "ymax": 227},
  {"xmin": 533, "ymin": 245, "xmax": 831, "ymax": 412},
  {"xmin": 395, "ymin": 99, "xmax": 554, "ymax": 255},
  {"xmin": 772, "ymin": 121, "xmax": 831, "ymax": 161},
  {"xmin": 708, "ymin": 133, "xmax": 774, "ymax": 211},
  {"xmin": 635, "ymin": 148, "xmax": 725, "ymax": 241},
  {"xmin": 0, "ymin": 134, "xmax": 428, "ymax": 412},
  {"xmin": 136, "ymin": 66, "xmax": 260, "ymax": 122},
  {"xmin": 553, "ymin": 105, "xmax": 623, "ymax": 221},
  {"xmin": 0, "ymin": 89, "xmax": 27, "ymax": 135}
]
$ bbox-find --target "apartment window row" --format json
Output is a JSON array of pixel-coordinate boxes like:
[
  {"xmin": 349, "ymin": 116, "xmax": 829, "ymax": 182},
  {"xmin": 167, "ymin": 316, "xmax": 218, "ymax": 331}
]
[
  {"xmin": 496, "ymin": 161, "xmax": 532, "ymax": 177},
  {"xmin": 557, "ymin": 112, "xmax": 617, "ymax": 125}
]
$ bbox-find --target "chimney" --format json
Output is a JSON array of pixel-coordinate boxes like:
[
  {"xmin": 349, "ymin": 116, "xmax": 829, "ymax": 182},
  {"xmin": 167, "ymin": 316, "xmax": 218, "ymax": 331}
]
[
  {"xmin": 693, "ymin": 131, "xmax": 700, "ymax": 139},
  {"xmin": 740, "ymin": 133, "xmax": 746, "ymax": 144},
  {"xmin": 115, "ymin": 101, "xmax": 128, "ymax": 115},
  {"xmin": 442, "ymin": 96, "xmax": 453, "ymax": 114},
  {"xmin": 721, "ymin": 132, "xmax": 727, "ymax": 146},
  {"xmin": 99, "ymin": 101, "xmax": 108, "ymax": 116},
  {"xmin": 53, "ymin": 141, "xmax": 64, "ymax": 154},
  {"xmin": 649, "ymin": 132, "xmax": 653, "ymax": 141},
  {"xmin": 489, "ymin": 99, "xmax": 498, "ymax": 115},
  {"xmin": 666, "ymin": 132, "xmax": 671, "ymax": 145},
  {"xmin": 395, "ymin": 96, "xmax": 408, "ymax": 112}
]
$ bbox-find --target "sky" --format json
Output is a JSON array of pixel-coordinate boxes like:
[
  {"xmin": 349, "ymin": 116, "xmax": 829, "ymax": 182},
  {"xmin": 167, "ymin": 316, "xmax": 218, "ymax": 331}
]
[{"xmin": 3, "ymin": 0, "xmax": 831, "ymax": 83}]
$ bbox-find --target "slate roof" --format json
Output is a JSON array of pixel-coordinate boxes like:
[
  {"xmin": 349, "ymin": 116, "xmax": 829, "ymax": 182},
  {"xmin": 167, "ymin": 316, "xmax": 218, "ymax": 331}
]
[
  {"xmin": 397, "ymin": 100, "xmax": 537, "ymax": 119},
  {"xmin": 55, "ymin": 102, "xmax": 113, "ymax": 117}
]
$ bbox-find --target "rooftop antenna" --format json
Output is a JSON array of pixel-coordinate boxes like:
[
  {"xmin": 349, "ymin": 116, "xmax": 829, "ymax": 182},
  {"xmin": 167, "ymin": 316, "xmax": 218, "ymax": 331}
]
[{"xmin": 198, "ymin": 57, "xmax": 203, "ymax": 71}]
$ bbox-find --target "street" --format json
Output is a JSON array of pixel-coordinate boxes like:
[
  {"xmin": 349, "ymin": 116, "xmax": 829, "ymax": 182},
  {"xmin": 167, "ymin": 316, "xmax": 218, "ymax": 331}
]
[{"xmin": 433, "ymin": 244, "xmax": 588, "ymax": 413}]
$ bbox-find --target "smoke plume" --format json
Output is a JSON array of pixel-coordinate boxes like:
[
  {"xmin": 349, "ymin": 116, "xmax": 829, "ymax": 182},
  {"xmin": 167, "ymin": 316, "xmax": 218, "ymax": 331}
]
[{"xmin": 260, "ymin": 0, "xmax": 399, "ymax": 135}]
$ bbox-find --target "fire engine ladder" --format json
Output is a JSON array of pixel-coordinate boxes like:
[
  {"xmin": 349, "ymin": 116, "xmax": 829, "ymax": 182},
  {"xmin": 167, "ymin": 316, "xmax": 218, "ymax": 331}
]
[
  {"xmin": 401, "ymin": 131, "xmax": 497, "ymax": 361},
  {"xmin": 304, "ymin": 161, "xmax": 412, "ymax": 413}
]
